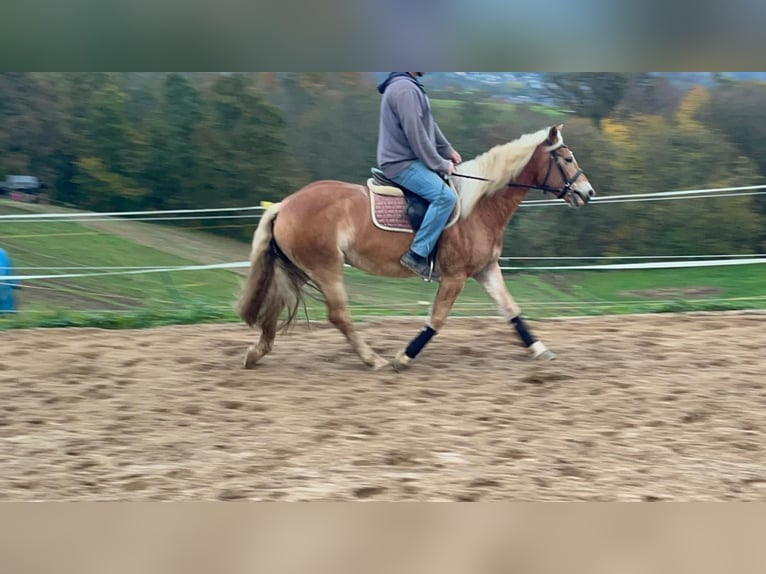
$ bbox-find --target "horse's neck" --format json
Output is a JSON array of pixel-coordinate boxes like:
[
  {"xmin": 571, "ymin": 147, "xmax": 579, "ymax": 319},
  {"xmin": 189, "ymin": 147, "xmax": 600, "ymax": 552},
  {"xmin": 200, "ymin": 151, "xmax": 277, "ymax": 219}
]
[
  {"xmin": 452, "ymin": 158, "xmax": 502, "ymax": 217},
  {"xmin": 454, "ymin": 158, "xmax": 531, "ymax": 233},
  {"xmin": 474, "ymin": 186, "xmax": 528, "ymax": 235}
]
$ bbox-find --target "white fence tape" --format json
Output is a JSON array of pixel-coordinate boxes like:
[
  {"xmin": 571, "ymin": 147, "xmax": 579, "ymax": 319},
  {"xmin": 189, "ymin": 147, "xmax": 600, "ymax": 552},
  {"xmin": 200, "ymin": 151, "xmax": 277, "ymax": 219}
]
[
  {"xmin": 5, "ymin": 262, "xmax": 250, "ymax": 281},
  {"xmin": 499, "ymin": 254, "xmax": 766, "ymax": 260},
  {"xmin": 498, "ymin": 258, "xmax": 766, "ymax": 271},
  {"xmin": 5, "ymin": 257, "xmax": 766, "ymax": 282},
  {"xmin": 13, "ymin": 254, "xmax": 765, "ymax": 270},
  {"xmin": 2, "ymin": 185, "xmax": 765, "ymax": 288},
  {"xmin": 2, "ymin": 183, "xmax": 766, "ymax": 220},
  {"xmin": 0, "ymin": 205, "xmax": 263, "ymax": 220},
  {"xmin": 520, "ymin": 183, "xmax": 766, "ymax": 205}
]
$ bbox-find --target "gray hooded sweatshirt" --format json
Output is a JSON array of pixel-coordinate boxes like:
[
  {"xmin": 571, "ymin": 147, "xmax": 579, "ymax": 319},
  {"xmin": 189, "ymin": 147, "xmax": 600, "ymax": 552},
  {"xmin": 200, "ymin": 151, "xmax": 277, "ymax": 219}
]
[{"xmin": 376, "ymin": 73, "xmax": 455, "ymax": 179}]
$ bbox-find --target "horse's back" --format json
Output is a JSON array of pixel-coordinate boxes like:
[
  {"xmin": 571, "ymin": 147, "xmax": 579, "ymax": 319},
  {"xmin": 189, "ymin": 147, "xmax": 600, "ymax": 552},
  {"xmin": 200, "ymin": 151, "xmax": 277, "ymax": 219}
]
[
  {"xmin": 273, "ymin": 178, "xmax": 413, "ymax": 277},
  {"xmin": 274, "ymin": 180, "xmax": 369, "ymax": 253},
  {"xmin": 289, "ymin": 179, "xmax": 366, "ymax": 199},
  {"xmin": 278, "ymin": 180, "xmax": 366, "ymax": 222}
]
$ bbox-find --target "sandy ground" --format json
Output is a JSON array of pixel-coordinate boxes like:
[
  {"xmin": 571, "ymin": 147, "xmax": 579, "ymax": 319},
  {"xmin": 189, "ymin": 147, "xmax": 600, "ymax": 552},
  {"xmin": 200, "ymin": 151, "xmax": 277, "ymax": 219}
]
[{"xmin": 1, "ymin": 312, "xmax": 765, "ymax": 501}]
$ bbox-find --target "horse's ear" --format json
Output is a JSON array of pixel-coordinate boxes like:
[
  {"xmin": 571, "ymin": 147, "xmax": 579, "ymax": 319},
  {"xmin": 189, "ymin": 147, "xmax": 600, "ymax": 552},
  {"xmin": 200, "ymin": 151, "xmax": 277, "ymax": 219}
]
[
  {"xmin": 547, "ymin": 124, "xmax": 565, "ymax": 143},
  {"xmin": 548, "ymin": 124, "xmax": 564, "ymax": 142}
]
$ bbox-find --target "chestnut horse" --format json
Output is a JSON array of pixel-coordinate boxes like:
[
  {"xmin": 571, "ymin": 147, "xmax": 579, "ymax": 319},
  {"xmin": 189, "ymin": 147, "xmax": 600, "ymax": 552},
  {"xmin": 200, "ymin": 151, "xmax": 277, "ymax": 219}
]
[{"xmin": 237, "ymin": 124, "xmax": 595, "ymax": 371}]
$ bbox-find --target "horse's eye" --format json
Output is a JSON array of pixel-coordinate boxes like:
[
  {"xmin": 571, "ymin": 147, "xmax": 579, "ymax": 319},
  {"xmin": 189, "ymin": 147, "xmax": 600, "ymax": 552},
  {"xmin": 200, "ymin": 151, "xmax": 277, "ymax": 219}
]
[{"xmin": 565, "ymin": 157, "xmax": 574, "ymax": 163}]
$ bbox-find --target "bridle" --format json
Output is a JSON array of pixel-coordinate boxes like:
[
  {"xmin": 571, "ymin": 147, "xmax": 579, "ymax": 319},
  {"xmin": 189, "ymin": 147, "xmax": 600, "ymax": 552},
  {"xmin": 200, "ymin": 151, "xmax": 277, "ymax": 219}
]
[{"xmin": 453, "ymin": 140, "xmax": 586, "ymax": 201}]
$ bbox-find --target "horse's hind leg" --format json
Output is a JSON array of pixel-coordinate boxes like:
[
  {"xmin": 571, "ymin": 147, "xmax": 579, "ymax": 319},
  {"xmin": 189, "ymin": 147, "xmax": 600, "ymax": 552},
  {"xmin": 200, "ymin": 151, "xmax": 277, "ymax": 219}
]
[
  {"xmin": 475, "ymin": 262, "xmax": 555, "ymax": 361},
  {"xmin": 319, "ymin": 277, "xmax": 389, "ymax": 370},
  {"xmin": 244, "ymin": 302, "xmax": 280, "ymax": 369}
]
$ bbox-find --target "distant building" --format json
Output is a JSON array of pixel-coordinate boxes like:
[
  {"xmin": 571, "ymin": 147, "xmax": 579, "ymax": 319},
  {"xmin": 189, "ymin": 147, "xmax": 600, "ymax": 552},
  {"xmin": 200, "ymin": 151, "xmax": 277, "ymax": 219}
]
[{"xmin": 0, "ymin": 175, "xmax": 48, "ymax": 203}]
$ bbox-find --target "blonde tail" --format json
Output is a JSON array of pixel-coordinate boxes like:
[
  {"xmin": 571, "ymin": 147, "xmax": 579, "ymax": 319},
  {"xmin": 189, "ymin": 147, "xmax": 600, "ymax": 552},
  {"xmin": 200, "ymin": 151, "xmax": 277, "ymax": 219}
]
[{"xmin": 236, "ymin": 203, "xmax": 304, "ymax": 331}]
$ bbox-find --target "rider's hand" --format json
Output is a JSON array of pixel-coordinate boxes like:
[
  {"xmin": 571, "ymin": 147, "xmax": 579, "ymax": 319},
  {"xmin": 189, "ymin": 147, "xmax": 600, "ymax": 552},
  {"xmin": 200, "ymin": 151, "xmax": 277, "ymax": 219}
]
[
  {"xmin": 450, "ymin": 150, "xmax": 462, "ymax": 165},
  {"xmin": 447, "ymin": 161, "xmax": 456, "ymax": 175}
]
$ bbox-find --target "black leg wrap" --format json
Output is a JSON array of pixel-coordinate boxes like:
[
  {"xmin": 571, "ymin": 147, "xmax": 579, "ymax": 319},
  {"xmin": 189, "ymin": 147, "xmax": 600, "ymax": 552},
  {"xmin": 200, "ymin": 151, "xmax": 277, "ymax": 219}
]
[
  {"xmin": 511, "ymin": 316, "xmax": 536, "ymax": 347},
  {"xmin": 405, "ymin": 325, "xmax": 437, "ymax": 359}
]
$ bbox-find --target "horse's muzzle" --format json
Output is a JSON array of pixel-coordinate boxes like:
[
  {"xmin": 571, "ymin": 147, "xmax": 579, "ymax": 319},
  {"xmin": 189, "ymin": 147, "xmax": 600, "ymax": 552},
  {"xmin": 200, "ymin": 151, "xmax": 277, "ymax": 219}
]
[{"xmin": 573, "ymin": 188, "xmax": 594, "ymax": 207}]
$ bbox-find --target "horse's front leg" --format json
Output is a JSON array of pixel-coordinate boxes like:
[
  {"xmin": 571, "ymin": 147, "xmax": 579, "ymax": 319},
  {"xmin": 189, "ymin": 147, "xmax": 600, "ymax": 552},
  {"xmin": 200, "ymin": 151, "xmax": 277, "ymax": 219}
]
[
  {"xmin": 474, "ymin": 262, "xmax": 555, "ymax": 361},
  {"xmin": 392, "ymin": 278, "xmax": 465, "ymax": 371}
]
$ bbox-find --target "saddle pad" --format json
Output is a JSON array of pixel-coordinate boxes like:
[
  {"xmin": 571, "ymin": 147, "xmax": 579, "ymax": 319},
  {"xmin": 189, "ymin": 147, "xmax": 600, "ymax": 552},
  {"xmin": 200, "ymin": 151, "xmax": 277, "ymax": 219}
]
[
  {"xmin": 368, "ymin": 187, "xmax": 462, "ymax": 234},
  {"xmin": 370, "ymin": 192, "xmax": 414, "ymax": 233}
]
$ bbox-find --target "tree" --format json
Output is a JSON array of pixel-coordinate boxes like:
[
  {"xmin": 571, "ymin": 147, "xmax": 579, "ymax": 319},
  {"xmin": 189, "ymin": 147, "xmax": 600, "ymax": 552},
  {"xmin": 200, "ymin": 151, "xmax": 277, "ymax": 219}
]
[
  {"xmin": 613, "ymin": 74, "xmax": 684, "ymax": 119},
  {"xmin": 261, "ymin": 73, "xmax": 380, "ymax": 185},
  {"xmin": 544, "ymin": 73, "xmax": 629, "ymax": 128},
  {"xmin": 0, "ymin": 73, "xmax": 64, "ymax": 189},
  {"xmin": 53, "ymin": 73, "xmax": 116, "ymax": 205},
  {"xmin": 700, "ymin": 82, "xmax": 766, "ymax": 176},
  {"xmin": 141, "ymin": 73, "xmax": 202, "ymax": 208},
  {"xmin": 191, "ymin": 74, "xmax": 292, "ymax": 238},
  {"xmin": 602, "ymin": 118, "xmax": 762, "ymax": 255},
  {"xmin": 450, "ymin": 99, "xmax": 496, "ymax": 161},
  {"xmin": 700, "ymin": 80, "xmax": 766, "ymax": 242},
  {"xmin": 73, "ymin": 80, "xmax": 147, "ymax": 210}
]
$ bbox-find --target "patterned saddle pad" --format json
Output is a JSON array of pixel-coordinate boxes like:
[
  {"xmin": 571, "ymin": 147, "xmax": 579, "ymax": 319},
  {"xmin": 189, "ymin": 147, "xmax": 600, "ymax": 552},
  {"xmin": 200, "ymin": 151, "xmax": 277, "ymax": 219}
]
[{"xmin": 367, "ymin": 178, "xmax": 460, "ymax": 233}]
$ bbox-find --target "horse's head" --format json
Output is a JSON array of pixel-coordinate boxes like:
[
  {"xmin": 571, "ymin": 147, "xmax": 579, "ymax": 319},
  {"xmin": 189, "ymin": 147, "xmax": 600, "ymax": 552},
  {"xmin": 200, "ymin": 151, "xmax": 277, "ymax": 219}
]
[{"xmin": 533, "ymin": 124, "xmax": 595, "ymax": 208}]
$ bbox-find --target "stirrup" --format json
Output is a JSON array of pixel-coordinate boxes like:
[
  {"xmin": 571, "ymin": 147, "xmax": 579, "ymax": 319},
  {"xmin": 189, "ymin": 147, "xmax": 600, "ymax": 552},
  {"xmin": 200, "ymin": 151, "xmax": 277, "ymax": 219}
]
[
  {"xmin": 400, "ymin": 252, "xmax": 440, "ymax": 282},
  {"xmin": 427, "ymin": 258, "xmax": 437, "ymax": 281},
  {"xmin": 421, "ymin": 258, "xmax": 440, "ymax": 282}
]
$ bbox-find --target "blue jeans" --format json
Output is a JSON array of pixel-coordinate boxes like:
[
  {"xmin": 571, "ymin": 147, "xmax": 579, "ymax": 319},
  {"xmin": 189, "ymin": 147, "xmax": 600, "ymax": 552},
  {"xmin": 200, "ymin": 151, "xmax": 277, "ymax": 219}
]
[{"xmin": 390, "ymin": 161, "xmax": 457, "ymax": 259}]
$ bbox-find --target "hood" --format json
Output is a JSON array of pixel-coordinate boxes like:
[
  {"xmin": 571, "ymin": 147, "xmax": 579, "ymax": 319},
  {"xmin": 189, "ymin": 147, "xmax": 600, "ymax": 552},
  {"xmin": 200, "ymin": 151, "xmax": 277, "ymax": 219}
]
[{"xmin": 377, "ymin": 72, "xmax": 425, "ymax": 94}]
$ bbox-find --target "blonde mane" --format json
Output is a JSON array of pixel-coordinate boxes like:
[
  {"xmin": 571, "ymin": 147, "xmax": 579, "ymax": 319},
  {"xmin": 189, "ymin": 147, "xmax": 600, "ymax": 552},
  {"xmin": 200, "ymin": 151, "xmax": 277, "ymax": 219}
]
[{"xmin": 453, "ymin": 127, "xmax": 563, "ymax": 218}]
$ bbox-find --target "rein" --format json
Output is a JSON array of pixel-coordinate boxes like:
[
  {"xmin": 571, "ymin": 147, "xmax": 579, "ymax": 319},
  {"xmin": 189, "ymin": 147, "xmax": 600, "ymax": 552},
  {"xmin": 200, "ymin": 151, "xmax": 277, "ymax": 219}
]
[{"xmin": 452, "ymin": 143, "xmax": 583, "ymax": 200}]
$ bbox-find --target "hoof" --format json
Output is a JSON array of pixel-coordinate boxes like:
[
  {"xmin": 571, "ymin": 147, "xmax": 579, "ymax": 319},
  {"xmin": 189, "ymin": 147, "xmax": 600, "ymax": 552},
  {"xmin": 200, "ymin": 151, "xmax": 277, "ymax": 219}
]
[
  {"xmin": 368, "ymin": 354, "xmax": 390, "ymax": 371},
  {"xmin": 536, "ymin": 350, "xmax": 557, "ymax": 361},
  {"xmin": 529, "ymin": 341, "xmax": 556, "ymax": 361},
  {"xmin": 392, "ymin": 351, "xmax": 412, "ymax": 372},
  {"xmin": 243, "ymin": 348, "xmax": 259, "ymax": 369}
]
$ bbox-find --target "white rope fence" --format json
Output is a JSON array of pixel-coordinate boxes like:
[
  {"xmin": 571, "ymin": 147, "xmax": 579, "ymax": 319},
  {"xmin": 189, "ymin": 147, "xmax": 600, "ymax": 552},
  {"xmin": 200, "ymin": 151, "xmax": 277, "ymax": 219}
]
[
  {"xmin": 2, "ymin": 183, "xmax": 766, "ymax": 221},
  {"xmin": 0, "ymin": 205, "xmax": 264, "ymax": 220},
  {"xmin": 12, "ymin": 254, "xmax": 766, "ymax": 270},
  {"xmin": 520, "ymin": 183, "xmax": 766, "ymax": 206},
  {"xmin": 5, "ymin": 262, "xmax": 250, "ymax": 281},
  {"xmin": 1, "ymin": 183, "xmax": 765, "ymax": 318},
  {"xmin": 5, "ymin": 257, "xmax": 766, "ymax": 282},
  {"xmin": 13, "ymin": 295, "xmax": 766, "ymax": 312},
  {"xmin": 499, "ymin": 254, "xmax": 766, "ymax": 260},
  {"xmin": 498, "ymin": 258, "xmax": 766, "ymax": 271}
]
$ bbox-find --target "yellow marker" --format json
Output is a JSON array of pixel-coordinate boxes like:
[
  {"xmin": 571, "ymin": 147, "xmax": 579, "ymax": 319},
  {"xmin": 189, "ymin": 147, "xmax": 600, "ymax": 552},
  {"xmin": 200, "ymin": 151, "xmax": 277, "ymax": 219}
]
[{"xmin": 260, "ymin": 201, "xmax": 273, "ymax": 208}]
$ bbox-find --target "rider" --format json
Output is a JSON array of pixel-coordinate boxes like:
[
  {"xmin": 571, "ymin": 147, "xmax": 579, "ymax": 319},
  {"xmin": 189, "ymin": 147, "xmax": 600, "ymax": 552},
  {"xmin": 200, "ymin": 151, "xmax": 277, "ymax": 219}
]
[{"xmin": 376, "ymin": 72, "xmax": 461, "ymax": 281}]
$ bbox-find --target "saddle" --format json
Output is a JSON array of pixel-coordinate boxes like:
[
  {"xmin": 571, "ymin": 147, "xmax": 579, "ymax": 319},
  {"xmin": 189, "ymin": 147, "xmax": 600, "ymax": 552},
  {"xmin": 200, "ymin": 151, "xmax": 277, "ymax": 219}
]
[{"xmin": 367, "ymin": 168, "xmax": 460, "ymax": 234}]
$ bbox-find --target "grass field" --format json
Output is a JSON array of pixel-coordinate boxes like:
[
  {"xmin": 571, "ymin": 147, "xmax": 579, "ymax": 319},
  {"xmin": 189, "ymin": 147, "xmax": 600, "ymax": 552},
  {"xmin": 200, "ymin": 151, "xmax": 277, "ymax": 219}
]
[
  {"xmin": 339, "ymin": 263, "xmax": 766, "ymax": 319},
  {"xmin": 0, "ymin": 202, "xmax": 245, "ymax": 312},
  {"xmin": 2, "ymin": 200, "xmax": 765, "ymax": 329}
]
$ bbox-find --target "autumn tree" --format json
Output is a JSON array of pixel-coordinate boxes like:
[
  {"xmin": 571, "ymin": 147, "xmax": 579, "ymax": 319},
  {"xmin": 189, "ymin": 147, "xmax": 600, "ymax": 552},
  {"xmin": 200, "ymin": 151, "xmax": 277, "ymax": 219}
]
[
  {"xmin": 73, "ymin": 80, "xmax": 147, "ymax": 210},
  {"xmin": 141, "ymin": 73, "xmax": 202, "ymax": 209},
  {"xmin": 544, "ymin": 73, "xmax": 629, "ymax": 128},
  {"xmin": 701, "ymin": 81, "xmax": 766, "ymax": 243},
  {"xmin": 191, "ymin": 74, "xmax": 291, "ymax": 237},
  {"xmin": 0, "ymin": 73, "xmax": 64, "ymax": 190}
]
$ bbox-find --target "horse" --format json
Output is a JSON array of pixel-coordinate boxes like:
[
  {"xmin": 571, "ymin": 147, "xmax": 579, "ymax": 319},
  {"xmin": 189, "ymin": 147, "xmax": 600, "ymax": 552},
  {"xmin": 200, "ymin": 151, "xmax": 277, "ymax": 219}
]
[{"xmin": 236, "ymin": 124, "xmax": 595, "ymax": 371}]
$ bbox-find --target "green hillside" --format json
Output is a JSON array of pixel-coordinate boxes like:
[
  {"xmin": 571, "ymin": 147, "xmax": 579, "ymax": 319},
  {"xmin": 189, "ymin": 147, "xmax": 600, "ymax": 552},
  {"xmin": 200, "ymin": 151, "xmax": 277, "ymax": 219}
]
[{"xmin": 0, "ymin": 201, "xmax": 246, "ymax": 315}]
